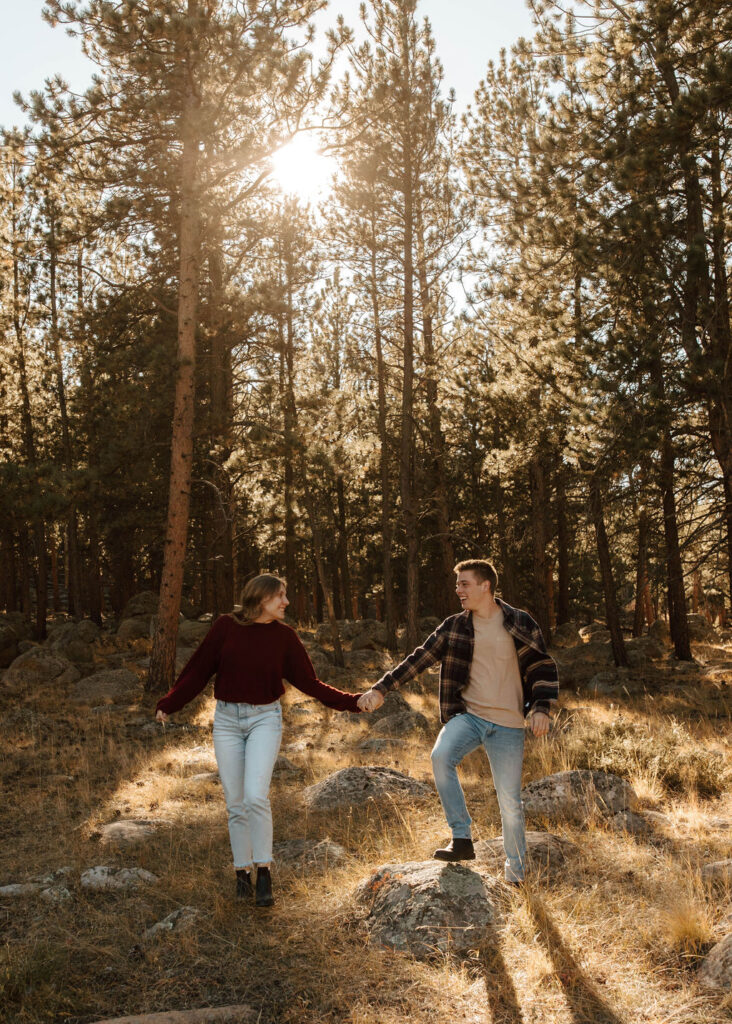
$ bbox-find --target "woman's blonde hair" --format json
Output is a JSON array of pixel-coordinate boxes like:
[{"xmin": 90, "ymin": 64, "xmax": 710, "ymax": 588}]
[{"xmin": 237, "ymin": 573, "xmax": 286, "ymax": 623}]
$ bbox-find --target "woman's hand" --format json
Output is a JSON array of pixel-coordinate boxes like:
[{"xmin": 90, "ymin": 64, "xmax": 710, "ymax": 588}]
[
  {"xmin": 357, "ymin": 688, "xmax": 385, "ymax": 713},
  {"xmin": 156, "ymin": 709, "xmax": 168, "ymax": 724}
]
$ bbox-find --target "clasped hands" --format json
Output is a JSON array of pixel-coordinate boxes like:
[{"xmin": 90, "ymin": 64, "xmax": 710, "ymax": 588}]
[{"xmin": 357, "ymin": 688, "xmax": 385, "ymax": 713}]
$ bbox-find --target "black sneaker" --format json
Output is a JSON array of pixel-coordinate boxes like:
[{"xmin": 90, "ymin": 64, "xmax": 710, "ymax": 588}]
[
  {"xmin": 433, "ymin": 838, "xmax": 475, "ymax": 861},
  {"xmin": 255, "ymin": 866, "xmax": 275, "ymax": 907},
  {"xmin": 236, "ymin": 870, "xmax": 253, "ymax": 900}
]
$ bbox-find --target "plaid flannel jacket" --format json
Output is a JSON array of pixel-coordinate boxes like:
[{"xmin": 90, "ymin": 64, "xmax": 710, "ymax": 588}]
[{"xmin": 374, "ymin": 599, "xmax": 559, "ymax": 724}]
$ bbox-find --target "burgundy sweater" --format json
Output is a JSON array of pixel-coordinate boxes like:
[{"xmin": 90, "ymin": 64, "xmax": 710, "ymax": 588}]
[{"xmin": 155, "ymin": 615, "xmax": 361, "ymax": 716}]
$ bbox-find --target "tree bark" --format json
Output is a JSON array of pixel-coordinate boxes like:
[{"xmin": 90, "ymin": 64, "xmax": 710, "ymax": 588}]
[
  {"xmin": 148, "ymin": 53, "xmax": 201, "ymax": 692},
  {"xmin": 555, "ymin": 460, "xmax": 571, "ymax": 625},
  {"xmin": 528, "ymin": 452, "xmax": 552, "ymax": 643},
  {"xmin": 415, "ymin": 196, "xmax": 454, "ymax": 618},
  {"xmin": 399, "ymin": 10, "xmax": 419, "ymax": 653},
  {"xmin": 368, "ymin": 211, "xmax": 397, "ymax": 651},
  {"xmin": 588, "ymin": 471, "xmax": 628, "ymax": 667},
  {"xmin": 633, "ymin": 509, "xmax": 649, "ymax": 637},
  {"xmin": 48, "ymin": 203, "xmax": 83, "ymax": 618}
]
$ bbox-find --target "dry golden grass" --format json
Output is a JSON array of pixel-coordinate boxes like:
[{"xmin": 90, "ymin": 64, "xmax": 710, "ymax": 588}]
[{"xmin": 1, "ymin": 661, "xmax": 731, "ymax": 1024}]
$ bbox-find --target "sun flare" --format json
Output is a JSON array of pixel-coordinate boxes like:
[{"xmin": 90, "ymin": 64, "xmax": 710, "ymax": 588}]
[{"xmin": 269, "ymin": 134, "xmax": 336, "ymax": 200}]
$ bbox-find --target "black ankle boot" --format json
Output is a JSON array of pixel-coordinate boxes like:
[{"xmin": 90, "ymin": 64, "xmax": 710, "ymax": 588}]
[
  {"xmin": 236, "ymin": 869, "xmax": 253, "ymax": 900},
  {"xmin": 433, "ymin": 837, "xmax": 475, "ymax": 861},
  {"xmin": 255, "ymin": 866, "xmax": 275, "ymax": 907}
]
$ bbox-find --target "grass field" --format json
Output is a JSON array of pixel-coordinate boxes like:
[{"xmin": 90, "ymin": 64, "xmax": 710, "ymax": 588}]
[{"xmin": 1, "ymin": 650, "xmax": 731, "ymax": 1023}]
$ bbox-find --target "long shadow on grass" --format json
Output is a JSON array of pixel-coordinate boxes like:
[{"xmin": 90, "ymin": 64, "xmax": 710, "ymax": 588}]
[
  {"xmin": 477, "ymin": 922, "xmax": 526, "ymax": 1024},
  {"xmin": 526, "ymin": 893, "xmax": 625, "ymax": 1024}
]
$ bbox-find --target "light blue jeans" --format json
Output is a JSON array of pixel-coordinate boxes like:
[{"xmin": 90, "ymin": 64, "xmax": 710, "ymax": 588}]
[
  {"xmin": 431, "ymin": 712, "xmax": 526, "ymax": 882},
  {"xmin": 212, "ymin": 700, "xmax": 282, "ymax": 868}
]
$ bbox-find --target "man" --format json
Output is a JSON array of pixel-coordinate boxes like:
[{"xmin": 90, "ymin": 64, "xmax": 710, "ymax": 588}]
[{"xmin": 357, "ymin": 560, "xmax": 558, "ymax": 884}]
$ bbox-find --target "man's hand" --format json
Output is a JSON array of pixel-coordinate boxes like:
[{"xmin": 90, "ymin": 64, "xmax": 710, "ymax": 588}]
[
  {"xmin": 156, "ymin": 709, "xmax": 168, "ymax": 724},
  {"xmin": 357, "ymin": 688, "xmax": 385, "ymax": 713},
  {"xmin": 529, "ymin": 711, "xmax": 550, "ymax": 737}
]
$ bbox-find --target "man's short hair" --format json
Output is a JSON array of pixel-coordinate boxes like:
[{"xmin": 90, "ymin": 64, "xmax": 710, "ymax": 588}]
[{"xmin": 453, "ymin": 559, "xmax": 498, "ymax": 593}]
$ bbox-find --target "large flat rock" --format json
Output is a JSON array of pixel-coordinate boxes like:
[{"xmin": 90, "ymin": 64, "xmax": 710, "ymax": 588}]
[
  {"xmin": 303, "ymin": 765, "xmax": 431, "ymax": 811},
  {"xmin": 698, "ymin": 932, "xmax": 732, "ymax": 991},
  {"xmin": 522, "ymin": 770, "xmax": 637, "ymax": 823},
  {"xmin": 89, "ymin": 1006, "xmax": 256, "ymax": 1023},
  {"xmin": 354, "ymin": 860, "xmax": 502, "ymax": 957},
  {"xmin": 72, "ymin": 668, "xmax": 139, "ymax": 705}
]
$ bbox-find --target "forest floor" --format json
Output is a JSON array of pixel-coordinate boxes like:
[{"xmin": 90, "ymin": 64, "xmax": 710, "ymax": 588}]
[{"xmin": 1, "ymin": 629, "xmax": 732, "ymax": 1024}]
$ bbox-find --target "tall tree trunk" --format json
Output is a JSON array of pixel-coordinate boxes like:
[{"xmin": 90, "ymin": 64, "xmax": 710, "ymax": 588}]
[
  {"xmin": 335, "ymin": 475, "xmax": 353, "ymax": 618},
  {"xmin": 709, "ymin": 133, "xmax": 732, "ymax": 603},
  {"xmin": 399, "ymin": 19, "xmax": 419, "ymax": 653},
  {"xmin": 299, "ymin": 454, "xmax": 344, "ymax": 666},
  {"xmin": 207, "ymin": 240, "xmax": 234, "ymax": 617},
  {"xmin": 415, "ymin": 197, "xmax": 454, "ymax": 617},
  {"xmin": 369, "ymin": 217, "xmax": 397, "ymax": 651},
  {"xmin": 148, "ymin": 59, "xmax": 201, "ymax": 691},
  {"xmin": 48, "ymin": 204, "xmax": 83, "ymax": 618},
  {"xmin": 11, "ymin": 181, "xmax": 46, "ymax": 639},
  {"xmin": 280, "ymin": 231, "xmax": 301, "ymax": 609},
  {"xmin": 528, "ymin": 452, "xmax": 552, "ymax": 643},
  {"xmin": 633, "ymin": 509, "xmax": 649, "ymax": 637},
  {"xmin": 555, "ymin": 461, "xmax": 571, "ymax": 626},
  {"xmin": 659, "ymin": 427, "xmax": 691, "ymax": 660},
  {"xmin": 588, "ymin": 471, "xmax": 628, "ymax": 667},
  {"xmin": 1, "ymin": 530, "xmax": 18, "ymax": 612}
]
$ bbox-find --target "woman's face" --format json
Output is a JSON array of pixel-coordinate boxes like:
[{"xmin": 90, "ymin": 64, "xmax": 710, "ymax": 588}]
[{"xmin": 258, "ymin": 584, "xmax": 289, "ymax": 622}]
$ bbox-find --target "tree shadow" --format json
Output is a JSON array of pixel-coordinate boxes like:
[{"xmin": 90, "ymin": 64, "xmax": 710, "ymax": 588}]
[
  {"xmin": 526, "ymin": 892, "xmax": 626, "ymax": 1024},
  {"xmin": 477, "ymin": 920, "xmax": 527, "ymax": 1024}
]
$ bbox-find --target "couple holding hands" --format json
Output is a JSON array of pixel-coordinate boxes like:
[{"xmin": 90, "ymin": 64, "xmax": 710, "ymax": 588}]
[{"xmin": 155, "ymin": 560, "xmax": 559, "ymax": 907}]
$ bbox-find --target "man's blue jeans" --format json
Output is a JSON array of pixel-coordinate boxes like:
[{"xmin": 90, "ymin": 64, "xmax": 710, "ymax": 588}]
[
  {"xmin": 213, "ymin": 700, "xmax": 282, "ymax": 868},
  {"xmin": 431, "ymin": 712, "xmax": 526, "ymax": 882}
]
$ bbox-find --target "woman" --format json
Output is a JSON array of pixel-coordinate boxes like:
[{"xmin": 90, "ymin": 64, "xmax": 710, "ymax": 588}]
[{"xmin": 155, "ymin": 573, "xmax": 365, "ymax": 907}]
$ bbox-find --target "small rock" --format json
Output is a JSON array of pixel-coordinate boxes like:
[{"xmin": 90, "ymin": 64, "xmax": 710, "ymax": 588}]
[
  {"xmin": 121, "ymin": 592, "xmax": 159, "ymax": 620},
  {"xmin": 97, "ymin": 819, "xmax": 171, "ymax": 847},
  {"xmin": 701, "ymin": 860, "xmax": 732, "ymax": 885},
  {"xmin": 72, "ymin": 668, "xmax": 139, "ymax": 705},
  {"xmin": 272, "ymin": 755, "xmax": 303, "ymax": 779},
  {"xmin": 303, "ymin": 765, "xmax": 432, "ymax": 811},
  {"xmin": 371, "ymin": 711, "xmax": 429, "ymax": 737},
  {"xmin": 588, "ymin": 668, "xmax": 630, "ymax": 695},
  {"xmin": 358, "ymin": 738, "xmax": 402, "ymax": 754},
  {"xmin": 522, "ymin": 770, "xmax": 638, "ymax": 823},
  {"xmin": 144, "ymin": 906, "xmax": 202, "ymax": 941},
  {"xmin": 474, "ymin": 831, "xmax": 576, "ymax": 869},
  {"xmin": 189, "ymin": 772, "xmax": 219, "ymax": 783},
  {"xmin": 579, "ymin": 622, "xmax": 611, "ymax": 644},
  {"xmin": 117, "ymin": 618, "xmax": 152, "ymax": 642},
  {"xmin": 607, "ymin": 810, "xmax": 655, "ymax": 836},
  {"xmin": 0, "ymin": 621, "xmax": 19, "ymax": 668},
  {"xmin": 698, "ymin": 932, "xmax": 732, "ymax": 991},
  {"xmin": 686, "ymin": 614, "xmax": 719, "ymax": 644},
  {"xmin": 354, "ymin": 860, "xmax": 502, "ymax": 958},
  {"xmin": 40, "ymin": 886, "xmax": 72, "ymax": 903},
  {"xmin": 4, "ymin": 647, "xmax": 80, "ymax": 688},
  {"xmin": 0, "ymin": 882, "xmax": 44, "ymax": 897},
  {"xmin": 273, "ymin": 838, "xmax": 347, "ymax": 868},
  {"xmin": 177, "ymin": 620, "xmax": 210, "ymax": 647},
  {"xmin": 80, "ymin": 866, "xmax": 158, "ymax": 891},
  {"xmin": 550, "ymin": 621, "xmax": 583, "ymax": 649},
  {"xmin": 648, "ymin": 619, "xmax": 671, "ymax": 644},
  {"xmin": 85, "ymin": 1005, "xmax": 257, "ymax": 1023}
]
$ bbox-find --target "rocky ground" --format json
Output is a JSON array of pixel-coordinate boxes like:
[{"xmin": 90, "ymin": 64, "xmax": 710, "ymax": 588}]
[{"xmin": 1, "ymin": 600, "xmax": 731, "ymax": 1023}]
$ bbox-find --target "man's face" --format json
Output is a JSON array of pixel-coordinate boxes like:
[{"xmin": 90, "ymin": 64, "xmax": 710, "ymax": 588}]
[{"xmin": 455, "ymin": 571, "xmax": 492, "ymax": 610}]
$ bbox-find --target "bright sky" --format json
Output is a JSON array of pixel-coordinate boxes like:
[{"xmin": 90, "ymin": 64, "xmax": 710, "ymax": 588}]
[{"xmin": 0, "ymin": 1, "xmax": 536, "ymax": 130}]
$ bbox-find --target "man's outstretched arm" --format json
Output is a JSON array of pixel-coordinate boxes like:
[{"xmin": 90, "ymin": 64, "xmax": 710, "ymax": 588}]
[{"xmin": 357, "ymin": 626, "xmax": 449, "ymax": 711}]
